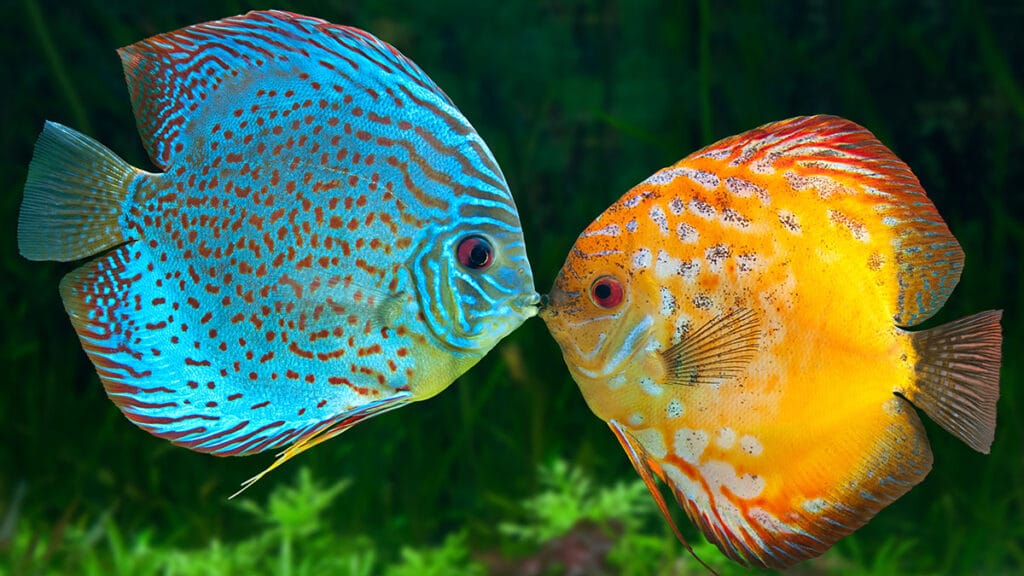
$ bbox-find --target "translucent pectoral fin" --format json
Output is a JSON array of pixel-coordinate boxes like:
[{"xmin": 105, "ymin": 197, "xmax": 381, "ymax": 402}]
[{"xmin": 660, "ymin": 308, "xmax": 760, "ymax": 386}]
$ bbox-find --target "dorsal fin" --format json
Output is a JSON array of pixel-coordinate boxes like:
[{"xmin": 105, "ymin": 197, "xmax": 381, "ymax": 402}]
[
  {"xmin": 118, "ymin": 10, "xmax": 455, "ymax": 168},
  {"xmin": 685, "ymin": 115, "xmax": 964, "ymax": 326}
]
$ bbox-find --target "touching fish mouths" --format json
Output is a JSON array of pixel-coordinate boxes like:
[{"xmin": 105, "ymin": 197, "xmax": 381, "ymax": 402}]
[{"xmin": 515, "ymin": 292, "xmax": 544, "ymax": 318}]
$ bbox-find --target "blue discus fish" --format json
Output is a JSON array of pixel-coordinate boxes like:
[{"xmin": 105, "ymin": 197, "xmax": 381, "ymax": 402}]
[{"xmin": 18, "ymin": 10, "xmax": 539, "ymax": 494}]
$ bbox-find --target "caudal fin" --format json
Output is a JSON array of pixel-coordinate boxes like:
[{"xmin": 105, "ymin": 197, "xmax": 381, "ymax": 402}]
[
  {"xmin": 905, "ymin": 310, "xmax": 1002, "ymax": 453},
  {"xmin": 18, "ymin": 121, "xmax": 136, "ymax": 261}
]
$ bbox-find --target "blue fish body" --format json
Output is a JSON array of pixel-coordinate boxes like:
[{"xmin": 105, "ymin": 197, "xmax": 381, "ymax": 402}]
[{"xmin": 18, "ymin": 10, "xmax": 538, "ymax": 491}]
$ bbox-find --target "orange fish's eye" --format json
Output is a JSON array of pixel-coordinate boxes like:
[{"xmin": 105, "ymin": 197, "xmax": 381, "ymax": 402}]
[
  {"xmin": 590, "ymin": 275, "xmax": 624, "ymax": 309},
  {"xmin": 456, "ymin": 235, "xmax": 493, "ymax": 271}
]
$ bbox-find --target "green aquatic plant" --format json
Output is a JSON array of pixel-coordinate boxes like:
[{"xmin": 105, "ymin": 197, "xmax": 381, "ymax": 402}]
[{"xmin": 499, "ymin": 459, "xmax": 653, "ymax": 543}]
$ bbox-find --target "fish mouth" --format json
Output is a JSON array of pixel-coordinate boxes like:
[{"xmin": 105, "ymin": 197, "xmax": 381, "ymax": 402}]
[
  {"xmin": 538, "ymin": 293, "xmax": 550, "ymax": 312},
  {"xmin": 538, "ymin": 283, "xmax": 569, "ymax": 321},
  {"xmin": 514, "ymin": 292, "xmax": 544, "ymax": 318}
]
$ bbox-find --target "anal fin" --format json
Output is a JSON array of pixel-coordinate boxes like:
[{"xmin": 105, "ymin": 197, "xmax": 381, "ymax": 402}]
[
  {"xmin": 61, "ymin": 244, "xmax": 177, "ymax": 403},
  {"xmin": 612, "ymin": 399, "xmax": 934, "ymax": 570},
  {"xmin": 231, "ymin": 392, "xmax": 410, "ymax": 498},
  {"xmin": 608, "ymin": 420, "xmax": 720, "ymax": 576}
]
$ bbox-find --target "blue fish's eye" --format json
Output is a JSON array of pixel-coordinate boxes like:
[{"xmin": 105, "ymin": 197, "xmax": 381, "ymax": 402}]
[{"xmin": 457, "ymin": 235, "xmax": 493, "ymax": 271}]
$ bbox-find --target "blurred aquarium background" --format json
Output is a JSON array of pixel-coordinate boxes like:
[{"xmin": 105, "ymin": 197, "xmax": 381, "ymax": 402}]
[{"xmin": 1, "ymin": 0, "xmax": 1022, "ymax": 574}]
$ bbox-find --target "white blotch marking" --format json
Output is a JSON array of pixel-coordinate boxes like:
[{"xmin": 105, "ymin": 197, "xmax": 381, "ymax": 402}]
[
  {"xmin": 739, "ymin": 434, "xmax": 763, "ymax": 456},
  {"xmin": 668, "ymin": 197, "xmax": 686, "ymax": 215},
  {"xmin": 882, "ymin": 216, "xmax": 899, "ymax": 227},
  {"xmin": 802, "ymin": 498, "xmax": 828, "ymax": 513},
  {"xmin": 724, "ymin": 176, "xmax": 769, "ymax": 203},
  {"xmin": 649, "ymin": 205, "xmax": 670, "ymax": 235},
  {"xmin": 639, "ymin": 376, "xmax": 663, "ymax": 397},
  {"xmin": 750, "ymin": 152, "xmax": 779, "ymax": 174},
  {"xmin": 672, "ymin": 314, "xmax": 691, "ymax": 343},
  {"xmin": 804, "ymin": 158, "xmax": 875, "ymax": 176},
  {"xmin": 582, "ymin": 223, "xmax": 621, "ymax": 238},
  {"xmin": 705, "ymin": 243, "xmax": 731, "ymax": 271},
  {"xmin": 778, "ymin": 209, "xmax": 801, "ymax": 234},
  {"xmin": 644, "ymin": 170, "xmax": 679, "ymax": 185},
  {"xmin": 645, "ymin": 168, "xmax": 720, "ymax": 189},
  {"xmin": 785, "ymin": 171, "xmax": 851, "ymax": 199},
  {"xmin": 659, "ymin": 286, "xmax": 676, "ymax": 316},
  {"xmin": 654, "ymin": 250, "xmax": 680, "ymax": 280},
  {"xmin": 632, "ymin": 427, "xmax": 667, "ymax": 458},
  {"xmin": 692, "ymin": 293, "xmax": 713, "ymax": 310},
  {"xmin": 673, "ymin": 428, "xmax": 709, "ymax": 464},
  {"xmin": 749, "ymin": 508, "xmax": 792, "ymax": 532},
  {"xmin": 699, "ymin": 148, "xmax": 732, "ymax": 161},
  {"xmin": 623, "ymin": 190, "xmax": 652, "ymax": 208},
  {"xmin": 736, "ymin": 252, "xmax": 759, "ymax": 273},
  {"xmin": 632, "ymin": 248, "xmax": 652, "ymax": 270},
  {"xmin": 662, "ymin": 462, "xmax": 701, "ymax": 500},
  {"xmin": 702, "ymin": 460, "xmax": 766, "ymax": 499},
  {"xmin": 829, "ymin": 209, "xmax": 869, "ymax": 241},
  {"xmin": 716, "ymin": 427, "xmax": 736, "ymax": 449},
  {"xmin": 676, "ymin": 221, "xmax": 698, "ymax": 243},
  {"xmin": 626, "ymin": 218, "xmax": 638, "ymax": 232},
  {"xmin": 608, "ymin": 374, "xmax": 627, "ymax": 390},
  {"xmin": 722, "ymin": 207, "xmax": 751, "ymax": 229},
  {"xmin": 677, "ymin": 259, "xmax": 700, "ymax": 280},
  {"xmin": 628, "ymin": 412, "xmax": 645, "ymax": 427},
  {"xmin": 666, "ymin": 398, "xmax": 684, "ymax": 419},
  {"xmin": 689, "ymin": 198, "xmax": 717, "ymax": 219},
  {"xmin": 684, "ymin": 168, "xmax": 720, "ymax": 189}
]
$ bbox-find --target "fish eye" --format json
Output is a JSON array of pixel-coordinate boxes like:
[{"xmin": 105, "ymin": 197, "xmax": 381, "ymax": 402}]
[
  {"xmin": 590, "ymin": 275, "xmax": 623, "ymax": 309},
  {"xmin": 456, "ymin": 235, "xmax": 493, "ymax": 271}
]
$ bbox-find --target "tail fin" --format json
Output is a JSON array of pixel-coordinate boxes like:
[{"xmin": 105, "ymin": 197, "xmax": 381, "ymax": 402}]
[
  {"xmin": 905, "ymin": 310, "xmax": 1002, "ymax": 453},
  {"xmin": 18, "ymin": 121, "xmax": 136, "ymax": 261}
]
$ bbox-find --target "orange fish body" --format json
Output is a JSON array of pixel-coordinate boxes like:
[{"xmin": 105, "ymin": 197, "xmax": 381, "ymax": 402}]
[{"xmin": 541, "ymin": 116, "xmax": 1002, "ymax": 569}]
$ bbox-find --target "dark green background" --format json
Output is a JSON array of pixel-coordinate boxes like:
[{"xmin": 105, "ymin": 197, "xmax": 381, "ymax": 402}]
[{"xmin": 2, "ymin": 0, "xmax": 1021, "ymax": 573}]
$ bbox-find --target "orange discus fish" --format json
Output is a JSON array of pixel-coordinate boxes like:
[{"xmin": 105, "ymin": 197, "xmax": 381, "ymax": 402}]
[{"xmin": 540, "ymin": 115, "xmax": 1002, "ymax": 570}]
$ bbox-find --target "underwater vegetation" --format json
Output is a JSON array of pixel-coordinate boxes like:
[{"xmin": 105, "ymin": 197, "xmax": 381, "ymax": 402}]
[{"xmin": 2, "ymin": 0, "xmax": 1022, "ymax": 574}]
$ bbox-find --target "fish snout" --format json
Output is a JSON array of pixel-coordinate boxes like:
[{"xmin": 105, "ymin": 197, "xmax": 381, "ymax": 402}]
[
  {"xmin": 539, "ymin": 284, "xmax": 568, "ymax": 321},
  {"xmin": 514, "ymin": 292, "xmax": 543, "ymax": 317}
]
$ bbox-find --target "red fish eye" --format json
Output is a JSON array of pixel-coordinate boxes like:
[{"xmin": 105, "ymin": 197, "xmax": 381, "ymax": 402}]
[
  {"xmin": 590, "ymin": 275, "xmax": 623, "ymax": 308},
  {"xmin": 457, "ymin": 235, "xmax": 493, "ymax": 270}
]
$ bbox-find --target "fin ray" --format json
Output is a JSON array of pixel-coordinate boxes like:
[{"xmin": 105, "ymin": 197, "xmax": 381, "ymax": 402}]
[
  {"xmin": 18, "ymin": 121, "xmax": 137, "ymax": 261},
  {"xmin": 904, "ymin": 309, "xmax": 1002, "ymax": 453},
  {"xmin": 608, "ymin": 421, "xmax": 720, "ymax": 576},
  {"xmin": 117, "ymin": 10, "xmax": 455, "ymax": 168},
  {"xmin": 661, "ymin": 308, "xmax": 760, "ymax": 386},
  {"xmin": 685, "ymin": 115, "xmax": 964, "ymax": 325},
  {"xmin": 622, "ymin": 399, "xmax": 933, "ymax": 570},
  {"xmin": 231, "ymin": 392, "xmax": 410, "ymax": 498}
]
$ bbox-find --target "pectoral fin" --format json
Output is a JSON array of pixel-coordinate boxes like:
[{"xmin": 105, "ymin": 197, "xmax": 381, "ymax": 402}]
[{"xmin": 660, "ymin": 308, "xmax": 760, "ymax": 386}]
